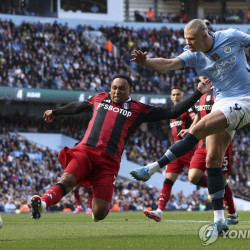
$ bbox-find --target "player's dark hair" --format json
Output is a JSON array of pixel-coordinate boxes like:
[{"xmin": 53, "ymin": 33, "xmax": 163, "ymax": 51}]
[
  {"xmin": 112, "ymin": 74, "xmax": 133, "ymax": 88},
  {"xmin": 171, "ymin": 86, "xmax": 183, "ymax": 93},
  {"xmin": 203, "ymin": 19, "xmax": 212, "ymax": 35}
]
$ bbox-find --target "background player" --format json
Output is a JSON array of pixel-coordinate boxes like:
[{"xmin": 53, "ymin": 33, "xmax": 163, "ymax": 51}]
[
  {"xmin": 72, "ymin": 182, "xmax": 93, "ymax": 214},
  {"xmin": 144, "ymin": 87, "xmax": 196, "ymax": 221}
]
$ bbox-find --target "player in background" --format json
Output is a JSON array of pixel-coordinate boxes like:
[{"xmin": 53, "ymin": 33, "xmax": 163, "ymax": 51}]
[
  {"xmin": 72, "ymin": 182, "xmax": 93, "ymax": 214},
  {"xmin": 130, "ymin": 19, "xmax": 250, "ymax": 236},
  {"xmin": 30, "ymin": 74, "xmax": 211, "ymax": 222},
  {"xmin": 144, "ymin": 87, "xmax": 196, "ymax": 221}
]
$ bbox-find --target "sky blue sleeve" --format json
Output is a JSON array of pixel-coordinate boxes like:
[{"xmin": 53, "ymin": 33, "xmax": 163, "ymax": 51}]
[
  {"xmin": 233, "ymin": 29, "xmax": 250, "ymax": 48},
  {"xmin": 177, "ymin": 50, "xmax": 196, "ymax": 68}
]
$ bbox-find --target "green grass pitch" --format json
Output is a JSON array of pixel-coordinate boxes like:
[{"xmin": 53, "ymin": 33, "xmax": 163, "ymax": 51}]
[{"xmin": 0, "ymin": 211, "xmax": 249, "ymax": 249}]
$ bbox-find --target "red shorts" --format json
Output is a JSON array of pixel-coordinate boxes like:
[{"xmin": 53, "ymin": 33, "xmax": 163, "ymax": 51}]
[
  {"xmin": 165, "ymin": 149, "xmax": 196, "ymax": 174},
  {"xmin": 190, "ymin": 143, "xmax": 232, "ymax": 174},
  {"xmin": 58, "ymin": 144, "xmax": 120, "ymax": 203}
]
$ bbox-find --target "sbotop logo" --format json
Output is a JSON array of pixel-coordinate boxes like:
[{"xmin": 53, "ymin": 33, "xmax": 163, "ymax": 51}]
[{"xmin": 199, "ymin": 224, "xmax": 250, "ymax": 246}]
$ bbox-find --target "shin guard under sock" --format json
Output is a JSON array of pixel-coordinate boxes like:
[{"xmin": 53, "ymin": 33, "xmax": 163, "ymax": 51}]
[
  {"xmin": 158, "ymin": 133, "xmax": 199, "ymax": 168},
  {"xmin": 206, "ymin": 168, "xmax": 225, "ymax": 211}
]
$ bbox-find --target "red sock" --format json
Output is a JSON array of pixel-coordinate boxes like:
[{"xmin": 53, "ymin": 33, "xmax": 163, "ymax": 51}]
[
  {"xmin": 42, "ymin": 185, "xmax": 64, "ymax": 208},
  {"xmin": 197, "ymin": 175, "xmax": 207, "ymax": 187},
  {"xmin": 73, "ymin": 191, "xmax": 81, "ymax": 206},
  {"xmin": 88, "ymin": 193, "xmax": 93, "ymax": 209},
  {"xmin": 158, "ymin": 182, "xmax": 172, "ymax": 211},
  {"xmin": 224, "ymin": 184, "xmax": 236, "ymax": 214}
]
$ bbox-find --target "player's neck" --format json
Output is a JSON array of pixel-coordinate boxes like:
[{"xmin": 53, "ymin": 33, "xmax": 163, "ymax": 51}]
[{"xmin": 203, "ymin": 35, "xmax": 214, "ymax": 53}]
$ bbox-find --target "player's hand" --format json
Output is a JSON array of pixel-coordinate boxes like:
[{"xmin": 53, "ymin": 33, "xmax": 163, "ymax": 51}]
[
  {"xmin": 178, "ymin": 129, "xmax": 189, "ymax": 138},
  {"xmin": 43, "ymin": 110, "xmax": 55, "ymax": 123},
  {"xmin": 130, "ymin": 50, "xmax": 147, "ymax": 65},
  {"xmin": 197, "ymin": 77, "xmax": 212, "ymax": 94}
]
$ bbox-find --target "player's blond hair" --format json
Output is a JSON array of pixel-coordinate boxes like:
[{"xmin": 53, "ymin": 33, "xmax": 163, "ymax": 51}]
[{"xmin": 185, "ymin": 19, "xmax": 210, "ymax": 35}]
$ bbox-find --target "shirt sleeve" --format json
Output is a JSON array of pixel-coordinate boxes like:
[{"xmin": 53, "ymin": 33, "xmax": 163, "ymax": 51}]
[
  {"xmin": 232, "ymin": 29, "xmax": 250, "ymax": 48},
  {"xmin": 52, "ymin": 96, "xmax": 94, "ymax": 115},
  {"xmin": 177, "ymin": 50, "xmax": 197, "ymax": 68},
  {"xmin": 143, "ymin": 90, "xmax": 202, "ymax": 122}
]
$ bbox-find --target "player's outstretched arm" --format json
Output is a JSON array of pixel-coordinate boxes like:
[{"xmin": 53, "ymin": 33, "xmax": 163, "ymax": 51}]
[
  {"xmin": 130, "ymin": 50, "xmax": 182, "ymax": 72},
  {"xmin": 51, "ymin": 101, "xmax": 91, "ymax": 117}
]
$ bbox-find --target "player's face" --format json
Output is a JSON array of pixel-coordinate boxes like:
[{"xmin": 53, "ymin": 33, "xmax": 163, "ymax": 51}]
[
  {"xmin": 184, "ymin": 28, "xmax": 204, "ymax": 52},
  {"xmin": 110, "ymin": 78, "xmax": 132, "ymax": 104},
  {"xmin": 171, "ymin": 89, "xmax": 184, "ymax": 105}
]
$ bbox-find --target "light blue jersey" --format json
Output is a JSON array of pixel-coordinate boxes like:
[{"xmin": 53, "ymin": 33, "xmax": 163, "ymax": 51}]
[{"xmin": 178, "ymin": 28, "xmax": 250, "ymax": 102}]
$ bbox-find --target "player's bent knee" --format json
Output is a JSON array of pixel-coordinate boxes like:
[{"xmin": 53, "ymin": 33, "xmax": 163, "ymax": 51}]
[
  {"xmin": 188, "ymin": 174, "xmax": 200, "ymax": 184},
  {"xmin": 92, "ymin": 208, "xmax": 109, "ymax": 221}
]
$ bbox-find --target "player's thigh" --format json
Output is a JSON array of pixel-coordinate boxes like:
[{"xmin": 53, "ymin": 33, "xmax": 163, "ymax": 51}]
[
  {"xmin": 190, "ymin": 110, "xmax": 228, "ymax": 139},
  {"xmin": 206, "ymin": 131, "xmax": 232, "ymax": 167}
]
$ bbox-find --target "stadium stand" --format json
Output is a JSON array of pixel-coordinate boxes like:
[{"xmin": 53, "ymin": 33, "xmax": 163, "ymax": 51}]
[{"xmin": 0, "ymin": 19, "xmax": 249, "ymax": 95}]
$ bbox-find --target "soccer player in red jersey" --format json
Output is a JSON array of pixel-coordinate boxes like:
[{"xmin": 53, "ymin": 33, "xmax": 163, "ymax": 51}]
[
  {"xmin": 144, "ymin": 87, "xmax": 196, "ymax": 222},
  {"xmin": 30, "ymin": 74, "xmax": 211, "ymax": 221}
]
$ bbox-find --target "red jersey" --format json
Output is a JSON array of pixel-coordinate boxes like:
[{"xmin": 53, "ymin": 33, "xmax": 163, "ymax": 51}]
[
  {"xmin": 170, "ymin": 107, "xmax": 196, "ymax": 143},
  {"xmin": 78, "ymin": 92, "xmax": 197, "ymax": 158},
  {"xmin": 53, "ymin": 90, "xmax": 203, "ymax": 158},
  {"xmin": 194, "ymin": 89, "xmax": 214, "ymax": 148}
]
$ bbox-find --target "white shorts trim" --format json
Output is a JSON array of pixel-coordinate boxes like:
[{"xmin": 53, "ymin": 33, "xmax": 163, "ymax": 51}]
[{"xmin": 211, "ymin": 96, "xmax": 250, "ymax": 138}]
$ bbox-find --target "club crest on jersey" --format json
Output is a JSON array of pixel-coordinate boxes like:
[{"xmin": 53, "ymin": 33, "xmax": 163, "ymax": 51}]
[
  {"xmin": 211, "ymin": 53, "xmax": 220, "ymax": 61},
  {"xmin": 122, "ymin": 103, "xmax": 129, "ymax": 110},
  {"xmin": 224, "ymin": 45, "xmax": 232, "ymax": 53},
  {"xmin": 206, "ymin": 95, "xmax": 211, "ymax": 102}
]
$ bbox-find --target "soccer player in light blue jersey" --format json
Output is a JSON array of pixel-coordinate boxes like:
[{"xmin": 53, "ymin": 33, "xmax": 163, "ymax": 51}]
[{"xmin": 130, "ymin": 19, "xmax": 250, "ymax": 237}]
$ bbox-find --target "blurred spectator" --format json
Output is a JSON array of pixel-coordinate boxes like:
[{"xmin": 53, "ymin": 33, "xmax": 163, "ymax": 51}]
[
  {"xmin": 145, "ymin": 7, "xmax": 155, "ymax": 22},
  {"xmin": 246, "ymin": 8, "xmax": 250, "ymax": 24},
  {"xmin": 134, "ymin": 10, "xmax": 144, "ymax": 22},
  {"xmin": 4, "ymin": 198, "xmax": 16, "ymax": 213},
  {"xmin": 180, "ymin": 11, "xmax": 189, "ymax": 23}
]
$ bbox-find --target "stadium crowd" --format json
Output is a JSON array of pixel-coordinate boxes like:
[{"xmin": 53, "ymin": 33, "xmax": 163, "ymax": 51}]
[
  {"xmin": 135, "ymin": 8, "xmax": 249, "ymax": 24},
  {"xmin": 0, "ymin": 19, "xmax": 249, "ymax": 96}
]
